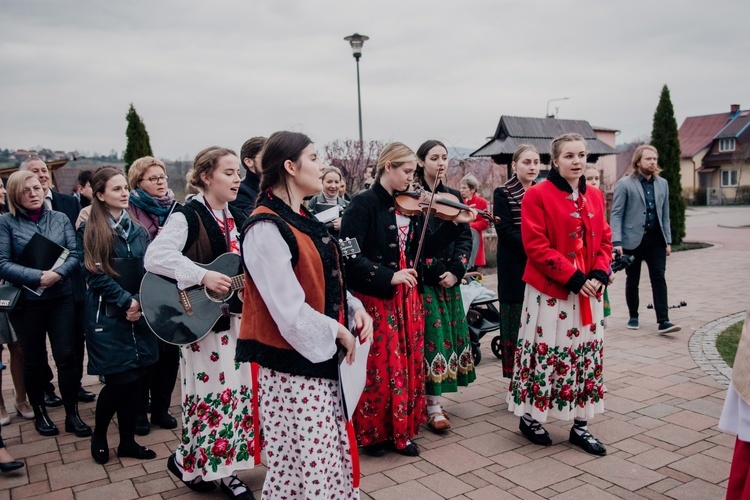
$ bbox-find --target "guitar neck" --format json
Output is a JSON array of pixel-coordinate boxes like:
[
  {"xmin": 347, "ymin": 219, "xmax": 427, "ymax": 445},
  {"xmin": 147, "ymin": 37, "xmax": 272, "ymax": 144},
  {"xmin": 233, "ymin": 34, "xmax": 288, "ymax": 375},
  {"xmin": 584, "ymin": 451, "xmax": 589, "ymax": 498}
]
[{"xmin": 230, "ymin": 275, "xmax": 245, "ymax": 291}]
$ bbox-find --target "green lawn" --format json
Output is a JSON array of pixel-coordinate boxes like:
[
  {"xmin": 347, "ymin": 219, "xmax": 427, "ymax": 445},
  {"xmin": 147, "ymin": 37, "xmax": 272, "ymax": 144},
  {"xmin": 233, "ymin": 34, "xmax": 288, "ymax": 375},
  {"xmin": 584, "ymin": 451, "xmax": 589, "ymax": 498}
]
[
  {"xmin": 717, "ymin": 320, "xmax": 745, "ymax": 368},
  {"xmin": 672, "ymin": 241, "xmax": 712, "ymax": 252}
]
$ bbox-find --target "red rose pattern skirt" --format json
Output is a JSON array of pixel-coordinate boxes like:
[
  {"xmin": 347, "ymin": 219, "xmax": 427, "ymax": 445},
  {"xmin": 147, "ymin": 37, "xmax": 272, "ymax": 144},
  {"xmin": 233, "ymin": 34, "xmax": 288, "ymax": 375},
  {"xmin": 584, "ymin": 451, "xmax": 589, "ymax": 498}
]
[
  {"xmin": 259, "ymin": 367, "xmax": 358, "ymax": 499},
  {"xmin": 352, "ymin": 279, "xmax": 426, "ymax": 449},
  {"xmin": 507, "ymin": 285, "xmax": 605, "ymax": 423},
  {"xmin": 178, "ymin": 318, "xmax": 255, "ymax": 481}
]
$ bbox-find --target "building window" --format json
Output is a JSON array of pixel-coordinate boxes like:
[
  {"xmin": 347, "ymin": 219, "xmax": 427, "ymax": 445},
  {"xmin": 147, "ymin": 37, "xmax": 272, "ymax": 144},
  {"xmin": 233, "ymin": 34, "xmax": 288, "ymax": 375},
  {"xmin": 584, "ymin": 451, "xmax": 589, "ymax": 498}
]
[
  {"xmin": 719, "ymin": 138, "xmax": 736, "ymax": 152},
  {"xmin": 721, "ymin": 169, "xmax": 738, "ymax": 187}
]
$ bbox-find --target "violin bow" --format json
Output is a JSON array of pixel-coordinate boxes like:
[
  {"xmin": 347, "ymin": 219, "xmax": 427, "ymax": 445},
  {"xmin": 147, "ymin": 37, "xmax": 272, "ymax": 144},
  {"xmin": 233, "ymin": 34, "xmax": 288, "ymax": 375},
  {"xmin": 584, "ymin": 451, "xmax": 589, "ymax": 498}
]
[{"xmin": 411, "ymin": 168, "xmax": 444, "ymax": 274}]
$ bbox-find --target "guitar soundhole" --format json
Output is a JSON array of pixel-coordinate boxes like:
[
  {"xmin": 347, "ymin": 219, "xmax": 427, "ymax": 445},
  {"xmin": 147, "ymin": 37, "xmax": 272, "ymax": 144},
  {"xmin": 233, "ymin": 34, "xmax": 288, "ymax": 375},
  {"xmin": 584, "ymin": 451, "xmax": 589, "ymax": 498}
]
[{"xmin": 205, "ymin": 289, "xmax": 234, "ymax": 303}]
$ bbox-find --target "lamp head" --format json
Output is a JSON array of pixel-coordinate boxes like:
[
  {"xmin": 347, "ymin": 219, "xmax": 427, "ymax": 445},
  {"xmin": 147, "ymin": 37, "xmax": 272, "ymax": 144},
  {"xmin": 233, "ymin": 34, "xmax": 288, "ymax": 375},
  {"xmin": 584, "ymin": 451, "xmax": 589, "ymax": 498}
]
[{"xmin": 344, "ymin": 33, "xmax": 369, "ymax": 59}]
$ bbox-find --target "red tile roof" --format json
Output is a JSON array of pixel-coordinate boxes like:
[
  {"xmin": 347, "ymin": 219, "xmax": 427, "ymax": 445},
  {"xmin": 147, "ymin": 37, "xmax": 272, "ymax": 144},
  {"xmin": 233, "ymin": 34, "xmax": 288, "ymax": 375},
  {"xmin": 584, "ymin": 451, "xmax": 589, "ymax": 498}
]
[{"xmin": 678, "ymin": 112, "xmax": 731, "ymax": 158}]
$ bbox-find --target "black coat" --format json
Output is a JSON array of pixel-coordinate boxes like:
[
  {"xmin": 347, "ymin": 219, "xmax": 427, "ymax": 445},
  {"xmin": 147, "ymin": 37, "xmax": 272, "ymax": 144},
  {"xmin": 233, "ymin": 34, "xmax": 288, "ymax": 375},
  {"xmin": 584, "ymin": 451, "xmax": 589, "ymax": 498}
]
[
  {"xmin": 76, "ymin": 221, "xmax": 158, "ymax": 376},
  {"xmin": 230, "ymin": 171, "xmax": 260, "ymax": 216},
  {"xmin": 339, "ymin": 182, "xmax": 462, "ymax": 299},
  {"xmin": 50, "ymin": 189, "xmax": 86, "ymax": 301},
  {"xmin": 493, "ymin": 185, "xmax": 527, "ymax": 303},
  {"xmin": 420, "ymin": 180, "xmax": 472, "ymax": 287}
]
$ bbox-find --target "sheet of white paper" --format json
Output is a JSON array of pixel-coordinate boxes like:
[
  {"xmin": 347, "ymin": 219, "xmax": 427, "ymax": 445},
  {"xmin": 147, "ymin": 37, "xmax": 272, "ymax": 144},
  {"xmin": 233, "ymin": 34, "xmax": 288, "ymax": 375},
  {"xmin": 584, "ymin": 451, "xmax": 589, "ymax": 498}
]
[
  {"xmin": 338, "ymin": 338, "xmax": 371, "ymax": 421},
  {"xmin": 314, "ymin": 205, "xmax": 341, "ymax": 224}
]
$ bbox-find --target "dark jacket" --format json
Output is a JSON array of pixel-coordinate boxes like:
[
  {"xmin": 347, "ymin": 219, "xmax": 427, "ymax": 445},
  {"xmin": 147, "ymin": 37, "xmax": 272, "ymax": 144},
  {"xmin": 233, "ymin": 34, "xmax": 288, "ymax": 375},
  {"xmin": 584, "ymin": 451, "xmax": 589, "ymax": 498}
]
[
  {"xmin": 307, "ymin": 193, "xmax": 350, "ymax": 237},
  {"xmin": 0, "ymin": 209, "xmax": 79, "ymax": 301},
  {"xmin": 339, "ymin": 181, "xmax": 462, "ymax": 299},
  {"xmin": 230, "ymin": 171, "xmax": 260, "ymax": 216},
  {"xmin": 493, "ymin": 181, "xmax": 528, "ymax": 303},
  {"xmin": 50, "ymin": 189, "xmax": 86, "ymax": 301},
  {"xmin": 420, "ymin": 180, "xmax": 472, "ymax": 287},
  {"xmin": 76, "ymin": 221, "xmax": 158, "ymax": 376}
]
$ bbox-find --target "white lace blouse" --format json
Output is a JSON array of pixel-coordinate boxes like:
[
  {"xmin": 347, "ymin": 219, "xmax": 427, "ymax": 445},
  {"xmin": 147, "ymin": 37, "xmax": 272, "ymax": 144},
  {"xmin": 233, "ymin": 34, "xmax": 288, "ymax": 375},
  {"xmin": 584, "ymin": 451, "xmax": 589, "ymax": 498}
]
[{"xmin": 242, "ymin": 221, "xmax": 364, "ymax": 364}]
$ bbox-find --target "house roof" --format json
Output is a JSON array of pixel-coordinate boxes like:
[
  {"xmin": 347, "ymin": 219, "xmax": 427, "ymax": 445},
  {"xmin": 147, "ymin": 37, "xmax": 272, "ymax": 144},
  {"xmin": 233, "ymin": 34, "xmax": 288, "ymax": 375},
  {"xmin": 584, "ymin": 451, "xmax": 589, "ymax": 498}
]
[
  {"xmin": 715, "ymin": 111, "xmax": 750, "ymax": 139},
  {"xmin": 678, "ymin": 112, "xmax": 732, "ymax": 158},
  {"xmin": 471, "ymin": 116, "xmax": 617, "ymax": 158}
]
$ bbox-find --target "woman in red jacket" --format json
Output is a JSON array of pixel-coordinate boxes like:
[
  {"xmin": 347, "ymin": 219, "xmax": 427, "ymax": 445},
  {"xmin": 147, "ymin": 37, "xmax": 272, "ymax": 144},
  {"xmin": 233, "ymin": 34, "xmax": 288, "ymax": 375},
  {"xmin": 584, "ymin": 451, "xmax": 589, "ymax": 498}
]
[
  {"xmin": 506, "ymin": 133, "xmax": 612, "ymax": 456},
  {"xmin": 459, "ymin": 174, "xmax": 489, "ymax": 268}
]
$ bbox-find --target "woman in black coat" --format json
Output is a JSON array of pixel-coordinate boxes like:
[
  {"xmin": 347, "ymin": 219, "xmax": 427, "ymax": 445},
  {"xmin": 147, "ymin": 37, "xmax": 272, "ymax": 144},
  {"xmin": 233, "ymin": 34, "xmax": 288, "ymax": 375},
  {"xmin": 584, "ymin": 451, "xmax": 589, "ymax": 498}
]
[
  {"xmin": 492, "ymin": 145, "xmax": 540, "ymax": 378},
  {"xmin": 77, "ymin": 168, "xmax": 158, "ymax": 464},
  {"xmin": 0, "ymin": 171, "xmax": 90, "ymax": 438}
]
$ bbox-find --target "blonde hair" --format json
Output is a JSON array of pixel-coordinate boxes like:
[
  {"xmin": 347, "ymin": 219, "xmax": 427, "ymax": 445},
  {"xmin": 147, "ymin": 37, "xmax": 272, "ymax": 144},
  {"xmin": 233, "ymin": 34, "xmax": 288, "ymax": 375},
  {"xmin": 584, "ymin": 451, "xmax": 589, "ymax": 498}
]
[
  {"xmin": 187, "ymin": 147, "xmax": 237, "ymax": 188},
  {"xmin": 374, "ymin": 142, "xmax": 417, "ymax": 180},
  {"xmin": 512, "ymin": 144, "xmax": 540, "ymax": 164},
  {"xmin": 5, "ymin": 171, "xmax": 40, "ymax": 216},
  {"xmin": 630, "ymin": 145, "xmax": 661, "ymax": 177},
  {"xmin": 322, "ymin": 166, "xmax": 343, "ymax": 182},
  {"xmin": 550, "ymin": 133, "xmax": 588, "ymax": 168},
  {"xmin": 127, "ymin": 156, "xmax": 166, "ymax": 189}
]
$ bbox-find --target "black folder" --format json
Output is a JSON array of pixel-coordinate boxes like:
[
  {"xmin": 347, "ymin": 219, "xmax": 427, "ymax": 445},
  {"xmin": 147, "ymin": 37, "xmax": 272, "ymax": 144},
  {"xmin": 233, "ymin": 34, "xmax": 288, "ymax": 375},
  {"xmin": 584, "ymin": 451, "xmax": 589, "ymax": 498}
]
[{"xmin": 16, "ymin": 233, "xmax": 67, "ymax": 270}]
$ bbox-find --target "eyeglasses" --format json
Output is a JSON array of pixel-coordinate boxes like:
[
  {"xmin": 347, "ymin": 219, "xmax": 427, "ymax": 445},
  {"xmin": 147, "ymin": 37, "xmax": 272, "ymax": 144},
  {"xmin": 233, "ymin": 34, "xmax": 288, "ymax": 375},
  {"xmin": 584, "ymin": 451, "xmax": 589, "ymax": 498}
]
[
  {"xmin": 143, "ymin": 175, "xmax": 169, "ymax": 184},
  {"xmin": 22, "ymin": 186, "xmax": 44, "ymax": 196}
]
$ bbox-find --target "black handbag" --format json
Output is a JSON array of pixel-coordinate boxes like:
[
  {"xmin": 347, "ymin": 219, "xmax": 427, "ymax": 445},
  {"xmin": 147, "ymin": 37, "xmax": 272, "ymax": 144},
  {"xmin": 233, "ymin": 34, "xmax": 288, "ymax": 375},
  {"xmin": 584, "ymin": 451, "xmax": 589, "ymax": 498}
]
[{"xmin": 0, "ymin": 282, "xmax": 22, "ymax": 312}]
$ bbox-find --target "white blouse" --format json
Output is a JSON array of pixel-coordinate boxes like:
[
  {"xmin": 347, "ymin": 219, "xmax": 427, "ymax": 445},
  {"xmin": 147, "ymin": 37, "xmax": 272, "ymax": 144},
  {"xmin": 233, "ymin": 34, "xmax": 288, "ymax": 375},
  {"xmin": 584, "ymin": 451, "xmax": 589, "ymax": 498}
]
[
  {"xmin": 242, "ymin": 221, "xmax": 364, "ymax": 365},
  {"xmin": 144, "ymin": 193, "xmax": 239, "ymax": 290}
]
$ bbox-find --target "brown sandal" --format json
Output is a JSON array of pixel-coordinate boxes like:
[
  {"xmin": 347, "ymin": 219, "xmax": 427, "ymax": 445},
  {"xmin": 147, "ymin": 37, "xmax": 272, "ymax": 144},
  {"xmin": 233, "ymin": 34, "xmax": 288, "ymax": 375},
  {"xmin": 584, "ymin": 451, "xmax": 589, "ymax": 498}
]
[{"xmin": 426, "ymin": 411, "xmax": 451, "ymax": 433}]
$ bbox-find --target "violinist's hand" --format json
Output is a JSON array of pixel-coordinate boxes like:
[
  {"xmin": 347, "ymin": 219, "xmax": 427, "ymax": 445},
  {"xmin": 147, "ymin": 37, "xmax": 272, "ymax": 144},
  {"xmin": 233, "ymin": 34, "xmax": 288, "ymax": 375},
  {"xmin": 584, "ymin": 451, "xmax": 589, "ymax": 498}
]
[
  {"xmin": 353, "ymin": 308, "xmax": 373, "ymax": 344},
  {"xmin": 337, "ymin": 324, "xmax": 357, "ymax": 365},
  {"xmin": 580, "ymin": 279, "xmax": 604, "ymax": 297},
  {"xmin": 439, "ymin": 271, "xmax": 457, "ymax": 288},
  {"xmin": 332, "ymin": 217, "xmax": 342, "ymax": 231},
  {"xmin": 202, "ymin": 271, "xmax": 232, "ymax": 295},
  {"xmin": 455, "ymin": 208, "xmax": 477, "ymax": 224},
  {"xmin": 391, "ymin": 268, "xmax": 418, "ymax": 288}
]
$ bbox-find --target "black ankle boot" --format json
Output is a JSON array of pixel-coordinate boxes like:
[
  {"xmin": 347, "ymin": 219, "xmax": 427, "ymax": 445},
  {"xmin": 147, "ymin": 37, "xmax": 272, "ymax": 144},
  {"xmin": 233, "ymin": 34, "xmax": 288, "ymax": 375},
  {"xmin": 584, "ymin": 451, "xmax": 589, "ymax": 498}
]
[
  {"xmin": 33, "ymin": 405, "xmax": 59, "ymax": 436},
  {"xmin": 64, "ymin": 405, "xmax": 92, "ymax": 437}
]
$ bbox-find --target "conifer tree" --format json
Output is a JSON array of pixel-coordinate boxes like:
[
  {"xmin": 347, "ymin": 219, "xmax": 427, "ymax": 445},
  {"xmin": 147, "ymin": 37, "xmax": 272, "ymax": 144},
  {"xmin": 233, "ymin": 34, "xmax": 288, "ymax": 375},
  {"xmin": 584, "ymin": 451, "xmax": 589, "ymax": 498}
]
[
  {"xmin": 124, "ymin": 103, "xmax": 153, "ymax": 174},
  {"xmin": 650, "ymin": 85, "xmax": 686, "ymax": 245}
]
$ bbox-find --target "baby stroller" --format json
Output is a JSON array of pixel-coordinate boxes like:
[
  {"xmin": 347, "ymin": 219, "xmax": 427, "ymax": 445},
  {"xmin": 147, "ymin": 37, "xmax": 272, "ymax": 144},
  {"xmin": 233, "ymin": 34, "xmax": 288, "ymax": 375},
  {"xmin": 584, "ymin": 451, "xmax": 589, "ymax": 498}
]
[{"xmin": 461, "ymin": 272, "xmax": 501, "ymax": 366}]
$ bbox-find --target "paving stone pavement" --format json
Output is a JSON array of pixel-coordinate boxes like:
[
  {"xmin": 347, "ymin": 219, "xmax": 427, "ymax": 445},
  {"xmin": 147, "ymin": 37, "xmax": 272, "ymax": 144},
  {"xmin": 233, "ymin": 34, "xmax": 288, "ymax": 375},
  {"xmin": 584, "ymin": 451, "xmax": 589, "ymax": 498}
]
[{"xmin": 1, "ymin": 206, "xmax": 748, "ymax": 499}]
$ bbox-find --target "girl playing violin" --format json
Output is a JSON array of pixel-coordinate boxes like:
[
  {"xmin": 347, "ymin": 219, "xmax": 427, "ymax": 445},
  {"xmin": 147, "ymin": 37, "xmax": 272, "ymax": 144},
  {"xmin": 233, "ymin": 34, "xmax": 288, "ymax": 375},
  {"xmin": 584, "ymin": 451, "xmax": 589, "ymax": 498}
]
[
  {"xmin": 415, "ymin": 140, "xmax": 476, "ymax": 433},
  {"xmin": 339, "ymin": 142, "xmax": 475, "ymax": 457}
]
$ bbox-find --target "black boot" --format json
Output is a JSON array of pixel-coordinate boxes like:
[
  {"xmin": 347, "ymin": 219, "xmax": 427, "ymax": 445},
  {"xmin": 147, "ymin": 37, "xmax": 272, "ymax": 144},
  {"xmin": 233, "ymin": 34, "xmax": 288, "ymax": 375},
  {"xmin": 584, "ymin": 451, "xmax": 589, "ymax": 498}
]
[
  {"xmin": 33, "ymin": 405, "xmax": 59, "ymax": 436},
  {"xmin": 64, "ymin": 404, "xmax": 92, "ymax": 437}
]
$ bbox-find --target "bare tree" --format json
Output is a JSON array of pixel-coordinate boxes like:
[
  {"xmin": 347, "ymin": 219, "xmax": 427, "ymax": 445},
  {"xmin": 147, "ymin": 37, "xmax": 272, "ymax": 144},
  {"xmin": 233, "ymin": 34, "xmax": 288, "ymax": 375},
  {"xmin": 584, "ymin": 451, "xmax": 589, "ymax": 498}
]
[{"xmin": 322, "ymin": 140, "xmax": 386, "ymax": 193}]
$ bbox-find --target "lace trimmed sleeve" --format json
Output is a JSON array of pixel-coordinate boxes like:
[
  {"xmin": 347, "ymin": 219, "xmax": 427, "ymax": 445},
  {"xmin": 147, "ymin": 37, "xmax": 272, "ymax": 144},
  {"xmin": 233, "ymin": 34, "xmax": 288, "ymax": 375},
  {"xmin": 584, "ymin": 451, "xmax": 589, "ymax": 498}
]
[
  {"xmin": 143, "ymin": 213, "xmax": 208, "ymax": 290},
  {"xmin": 242, "ymin": 221, "xmax": 339, "ymax": 364}
]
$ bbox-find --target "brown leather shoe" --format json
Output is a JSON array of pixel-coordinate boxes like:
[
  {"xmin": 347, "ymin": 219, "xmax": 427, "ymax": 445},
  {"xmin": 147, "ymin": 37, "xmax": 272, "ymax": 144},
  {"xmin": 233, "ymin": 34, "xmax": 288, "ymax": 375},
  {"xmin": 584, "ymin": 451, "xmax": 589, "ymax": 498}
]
[{"xmin": 426, "ymin": 411, "xmax": 451, "ymax": 433}]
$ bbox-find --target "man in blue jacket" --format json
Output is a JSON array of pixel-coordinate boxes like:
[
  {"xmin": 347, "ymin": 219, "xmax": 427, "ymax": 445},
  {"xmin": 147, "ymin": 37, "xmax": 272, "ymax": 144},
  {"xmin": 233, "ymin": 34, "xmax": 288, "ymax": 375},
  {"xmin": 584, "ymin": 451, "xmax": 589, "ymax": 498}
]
[{"xmin": 610, "ymin": 145, "xmax": 680, "ymax": 334}]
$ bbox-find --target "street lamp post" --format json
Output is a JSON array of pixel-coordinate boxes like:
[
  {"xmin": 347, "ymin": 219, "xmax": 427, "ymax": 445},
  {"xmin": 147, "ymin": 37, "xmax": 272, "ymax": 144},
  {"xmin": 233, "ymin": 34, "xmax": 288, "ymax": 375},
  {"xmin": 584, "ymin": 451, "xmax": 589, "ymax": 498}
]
[
  {"xmin": 344, "ymin": 33, "xmax": 369, "ymax": 157},
  {"xmin": 546, "ymin": 97, "xmax": 570, "ymax": 118}
]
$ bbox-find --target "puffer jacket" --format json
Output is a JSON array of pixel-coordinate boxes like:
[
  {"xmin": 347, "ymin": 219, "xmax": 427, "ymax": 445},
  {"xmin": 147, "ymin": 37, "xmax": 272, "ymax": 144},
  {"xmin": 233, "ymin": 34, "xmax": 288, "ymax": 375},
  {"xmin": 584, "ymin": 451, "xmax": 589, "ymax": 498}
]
[
  {"xmin": 0, "ymin": 209, "xmax": 79, "ymax": 301},
  {"xmin": 76, "ymin": 221, "xmax": 158, "ymax": 376}
]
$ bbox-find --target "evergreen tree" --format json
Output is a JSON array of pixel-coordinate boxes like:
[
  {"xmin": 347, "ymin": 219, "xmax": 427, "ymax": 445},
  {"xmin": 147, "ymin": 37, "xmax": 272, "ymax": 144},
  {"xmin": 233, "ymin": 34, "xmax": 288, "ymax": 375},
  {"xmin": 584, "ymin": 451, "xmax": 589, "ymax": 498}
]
[
  {"xmin": 650, "ymin": 85, "xmax": 686, "ymax": 245},
  {"xmin": 124, "ymin": 103, "xmax": 153, "ymax": 174}
]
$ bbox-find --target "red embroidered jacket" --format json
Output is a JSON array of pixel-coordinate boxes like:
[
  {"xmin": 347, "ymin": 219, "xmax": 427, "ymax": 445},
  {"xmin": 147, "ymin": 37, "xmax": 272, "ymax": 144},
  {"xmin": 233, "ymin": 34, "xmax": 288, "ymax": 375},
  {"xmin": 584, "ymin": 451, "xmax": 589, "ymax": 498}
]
[{"xmin": 521, "ymin": 177, "xmax": 612, "ymax": 300}]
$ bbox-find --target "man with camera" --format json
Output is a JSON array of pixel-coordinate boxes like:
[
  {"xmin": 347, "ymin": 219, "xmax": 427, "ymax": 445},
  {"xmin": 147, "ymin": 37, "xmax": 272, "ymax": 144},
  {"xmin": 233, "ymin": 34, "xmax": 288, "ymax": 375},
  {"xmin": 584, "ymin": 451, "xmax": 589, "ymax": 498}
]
[{"xmin": 610, "ymin": 145, "xmax": 681, "ymax": 334}]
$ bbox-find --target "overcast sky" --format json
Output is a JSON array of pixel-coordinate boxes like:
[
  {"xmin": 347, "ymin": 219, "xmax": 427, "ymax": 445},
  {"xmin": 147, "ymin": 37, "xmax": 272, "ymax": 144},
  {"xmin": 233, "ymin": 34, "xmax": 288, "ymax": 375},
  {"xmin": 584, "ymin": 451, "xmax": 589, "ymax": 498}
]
[{"xmin": 1, "ymin": 0, "xmax": 748, "ymax": 159}]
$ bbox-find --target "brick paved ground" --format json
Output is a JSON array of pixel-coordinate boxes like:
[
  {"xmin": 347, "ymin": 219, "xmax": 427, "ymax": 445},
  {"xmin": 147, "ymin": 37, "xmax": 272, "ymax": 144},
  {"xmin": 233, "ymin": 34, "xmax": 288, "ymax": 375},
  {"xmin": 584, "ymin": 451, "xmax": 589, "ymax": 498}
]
[{"xmin": 1, "ymin": 206, "xmax": 748, "ymax": 499}]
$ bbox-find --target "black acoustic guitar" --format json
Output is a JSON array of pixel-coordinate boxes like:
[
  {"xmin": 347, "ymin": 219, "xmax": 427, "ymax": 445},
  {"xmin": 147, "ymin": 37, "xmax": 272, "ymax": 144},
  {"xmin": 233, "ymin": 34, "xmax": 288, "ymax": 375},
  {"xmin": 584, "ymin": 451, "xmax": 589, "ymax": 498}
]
[{"xmin": 140, "ymin": 238, "xmax": 361, "ymax": 346}]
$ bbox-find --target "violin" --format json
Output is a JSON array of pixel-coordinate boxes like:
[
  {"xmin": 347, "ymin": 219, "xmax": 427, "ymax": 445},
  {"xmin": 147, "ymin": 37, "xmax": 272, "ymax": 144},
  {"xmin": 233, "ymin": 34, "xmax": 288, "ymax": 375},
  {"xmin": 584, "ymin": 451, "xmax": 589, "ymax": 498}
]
[{"xmin": 394, "ymin": 184, "xmax": 499, "ymax": 224}]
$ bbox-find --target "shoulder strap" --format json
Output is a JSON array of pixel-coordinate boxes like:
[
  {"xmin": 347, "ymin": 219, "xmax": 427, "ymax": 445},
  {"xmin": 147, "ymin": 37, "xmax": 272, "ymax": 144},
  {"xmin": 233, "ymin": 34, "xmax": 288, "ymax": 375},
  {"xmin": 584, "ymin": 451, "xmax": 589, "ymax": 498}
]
[{"xmin": 241, "ymin": 213, "xmax": 299, "ymax": 277}]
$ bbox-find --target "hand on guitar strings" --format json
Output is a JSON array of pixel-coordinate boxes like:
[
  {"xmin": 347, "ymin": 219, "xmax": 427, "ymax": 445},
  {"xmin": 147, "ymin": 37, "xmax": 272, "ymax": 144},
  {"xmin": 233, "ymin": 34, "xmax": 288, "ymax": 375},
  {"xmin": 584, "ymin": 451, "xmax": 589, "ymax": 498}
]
[{"xmin": 202, "ymin": 270, "xmax": 233, "ymax": 295}]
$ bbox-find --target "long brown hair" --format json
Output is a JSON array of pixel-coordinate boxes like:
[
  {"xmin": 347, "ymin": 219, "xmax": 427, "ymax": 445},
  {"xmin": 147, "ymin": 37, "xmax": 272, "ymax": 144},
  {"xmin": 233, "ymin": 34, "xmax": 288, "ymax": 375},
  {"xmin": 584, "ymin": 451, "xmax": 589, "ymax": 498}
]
[{"xmin": 83, "ymin": 167, "xmax": 127, "ymax": 276}]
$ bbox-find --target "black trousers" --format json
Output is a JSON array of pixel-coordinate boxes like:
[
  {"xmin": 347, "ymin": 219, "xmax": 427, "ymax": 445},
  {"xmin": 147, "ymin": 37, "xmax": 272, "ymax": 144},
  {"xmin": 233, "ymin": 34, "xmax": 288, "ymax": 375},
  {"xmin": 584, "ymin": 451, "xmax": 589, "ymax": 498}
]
[
  {"xmin": 9, "ymin": 295, "xmax": 79, "ymax": 408},
  {"xmin": 42, "ymin": 299, "xmax": 85, "ymax": 395},
  {"xmin": 624, "ymin": 229, "xmax": 670, "ymax": 324},
  {"xmin": 138, "ymin": 339, "xmax": 179, "ymax": 416}
]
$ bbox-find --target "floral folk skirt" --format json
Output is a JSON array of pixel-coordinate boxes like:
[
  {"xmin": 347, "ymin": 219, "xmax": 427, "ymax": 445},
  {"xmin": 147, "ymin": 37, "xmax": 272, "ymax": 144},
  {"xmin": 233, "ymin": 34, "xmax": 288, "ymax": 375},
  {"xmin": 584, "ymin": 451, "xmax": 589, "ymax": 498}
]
[
  {"xmin": 423, "ymin": 284, "xmax": 475, "ymax": 396},
  {"xmin": 507, "ymin": 285, "xmax": 605, "ymax": 423},
  {"xmin": 259, "ymin": 367, "xmax": 359, "ymax": 500},
  {"xmin": 178, "ymin": 318, "xmax": 255, "ymax": 481},
  {"xmin": 498, "ymin": 302, "xmax": 523, "ymax": 379},
  {"xmin": 353, "ymin": 282, "xmax": 426, "ymax": 449}
]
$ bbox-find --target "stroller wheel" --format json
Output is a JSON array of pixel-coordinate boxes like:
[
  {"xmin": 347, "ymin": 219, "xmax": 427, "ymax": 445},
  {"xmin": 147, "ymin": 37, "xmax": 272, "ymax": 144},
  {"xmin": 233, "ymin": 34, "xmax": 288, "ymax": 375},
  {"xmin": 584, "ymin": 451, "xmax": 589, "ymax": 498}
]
[
  {"xmin": 472, "ymin": 343, "xmax": 482, "ymax": 366},
  {"xmin": 491, "ymin": 336, "xmax": 503, "ymax": 359}
]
